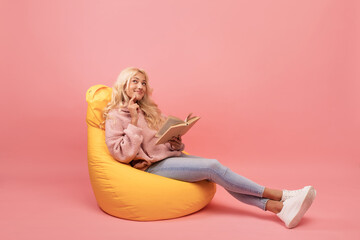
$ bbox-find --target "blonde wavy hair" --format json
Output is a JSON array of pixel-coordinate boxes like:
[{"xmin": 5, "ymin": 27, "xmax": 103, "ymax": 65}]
[{"xmin": 101, "ymin": 67, "xmax": 165, "ymax": 130}]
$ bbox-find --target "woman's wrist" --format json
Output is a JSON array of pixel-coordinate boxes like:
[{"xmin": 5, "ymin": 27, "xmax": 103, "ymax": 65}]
[{"xmin": 131, "ymin": 119, "xmax": 138, "ymax": 126}]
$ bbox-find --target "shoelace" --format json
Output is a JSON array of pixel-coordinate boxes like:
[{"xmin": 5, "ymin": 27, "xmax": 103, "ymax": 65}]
[{"xmin": 282, "ymin": 188, "xmax": 303, "ymax": 201}]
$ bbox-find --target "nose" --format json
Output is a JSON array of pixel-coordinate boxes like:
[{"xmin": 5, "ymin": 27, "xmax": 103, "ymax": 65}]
[{"xmin": 137, "ymin": 83, "xmax": 144, "ymax": 90}]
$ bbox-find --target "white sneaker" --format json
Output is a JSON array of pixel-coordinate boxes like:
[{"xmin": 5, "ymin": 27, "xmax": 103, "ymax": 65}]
[
  {"xmin": 282, "ymin": 186, "xmax": 316, "ymax": 202},
  {"xmin": 277, "ymin": 186, "xmax": 316, "ymax": 228}
]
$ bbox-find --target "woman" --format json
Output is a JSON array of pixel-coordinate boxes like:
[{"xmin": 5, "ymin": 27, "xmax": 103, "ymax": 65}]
[{"xmin": 103, "ymin": 67, "xmax": 316, "ymax": 228}]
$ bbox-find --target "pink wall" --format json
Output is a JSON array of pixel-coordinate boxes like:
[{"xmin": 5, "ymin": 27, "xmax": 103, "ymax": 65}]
[{"xmin": 1, "ymin": 0, "xmax": 358, "ymax": 167}]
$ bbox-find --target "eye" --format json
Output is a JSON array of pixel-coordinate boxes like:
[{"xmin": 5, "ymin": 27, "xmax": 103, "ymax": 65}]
[
  {"xmin": 132, "ymin": 79, "xmax": 138, "ymax": 83},
  {"xmin": 142, "ymin": 82, "xmax": 147, "ymax": 86}
]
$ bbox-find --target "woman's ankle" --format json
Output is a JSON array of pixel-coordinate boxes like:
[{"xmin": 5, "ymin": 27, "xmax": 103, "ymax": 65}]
[
  {"xmin": 265, "ymin": 200, "xmax": 283, "ymax": 214},
  {"xmin": 263, "ymin": 188, "xmax": 283, "ymax": 201}
]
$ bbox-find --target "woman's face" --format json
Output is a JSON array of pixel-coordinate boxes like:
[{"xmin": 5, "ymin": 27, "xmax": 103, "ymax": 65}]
[{"xmin": 125, "ymin": 72, "xmax": 147, "ymax": 102}]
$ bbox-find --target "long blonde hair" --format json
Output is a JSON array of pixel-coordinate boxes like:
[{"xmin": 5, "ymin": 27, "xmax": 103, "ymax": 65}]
[{"xmin": 101, "ymin": 67, "xmax": 165, "ymax": 130}]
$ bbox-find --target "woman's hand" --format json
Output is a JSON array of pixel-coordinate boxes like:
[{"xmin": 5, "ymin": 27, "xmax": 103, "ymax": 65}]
[
  {"xmin": 168, "ymin": 135, "xmax": 182, "ymax": 150},
  {"xmin": 128, "ymin": 95, "xmax": 139, "ymax": 126}
]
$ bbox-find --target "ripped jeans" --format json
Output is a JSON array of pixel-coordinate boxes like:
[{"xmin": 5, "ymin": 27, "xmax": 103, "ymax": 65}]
[{"xmin": 145, "ymin": 154, "xmax": 269, "ymax": 210}]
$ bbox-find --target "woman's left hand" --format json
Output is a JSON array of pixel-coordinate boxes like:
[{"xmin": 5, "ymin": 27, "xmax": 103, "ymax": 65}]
[{"xmin": 168, "ymin": 135, "xmax": 182, "ymax": 150}]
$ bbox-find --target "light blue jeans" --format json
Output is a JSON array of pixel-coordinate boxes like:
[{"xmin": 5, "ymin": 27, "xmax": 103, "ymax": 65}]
[{"xmin": 145, "ymin": 154, "xmax": 269, "ymax": 210}]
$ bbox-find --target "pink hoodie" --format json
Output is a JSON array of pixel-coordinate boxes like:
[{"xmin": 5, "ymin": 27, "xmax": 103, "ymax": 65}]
[{"xmin": 105, "ymin": 108, "xmax": 184, "ymax": 171}]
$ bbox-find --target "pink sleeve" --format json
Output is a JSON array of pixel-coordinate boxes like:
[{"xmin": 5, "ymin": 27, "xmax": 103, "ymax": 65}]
[{"xmin": 105, "ymin": 117, "xmax": 143, "ymax": 164}]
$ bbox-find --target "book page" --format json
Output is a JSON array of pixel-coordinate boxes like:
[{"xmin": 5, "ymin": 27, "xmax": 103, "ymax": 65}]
[
  {"xmin": 186, "ymin": 115, "xmax": 199, "ymax": 124},
  {"xmin": 156, "ymin": 124, "xmax": 186, "ymax": 144},
  {"xmin": 155, "ymin": 116, "xmax": 200, "ymax": 145},
  {"xmin": 156, "ymin": 116, "xmax": 184, "ymax": 137},
  {"xmin": 180, "ymin": 117, "xmax": 200, "ymax": 135},
  {"xmin": 185, "ymin": 113, "xmax": 193, "ymax": 122}
]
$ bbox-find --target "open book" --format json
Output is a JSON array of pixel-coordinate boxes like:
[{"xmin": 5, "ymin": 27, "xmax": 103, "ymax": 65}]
[{"xmin": 155, "ymin": 113, "xmax": 200, "ymax": 145}]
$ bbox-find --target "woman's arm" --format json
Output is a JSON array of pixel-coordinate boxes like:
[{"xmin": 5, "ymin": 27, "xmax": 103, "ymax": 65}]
[{"xmin": 105, "ymin": 116, "xmax": 143, "ymax": 164}]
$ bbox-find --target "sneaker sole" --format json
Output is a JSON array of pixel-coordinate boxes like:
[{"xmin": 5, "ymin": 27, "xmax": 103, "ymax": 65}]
[{"xmin": 287, "ymin": 186, "xmax": 316, "ymax": 228}]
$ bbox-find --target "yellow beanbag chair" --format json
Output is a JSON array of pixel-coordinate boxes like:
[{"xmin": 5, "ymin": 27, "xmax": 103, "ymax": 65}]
[{"xmin": 86, "ymin": 84, "xmax": 216, "ymax": 221}]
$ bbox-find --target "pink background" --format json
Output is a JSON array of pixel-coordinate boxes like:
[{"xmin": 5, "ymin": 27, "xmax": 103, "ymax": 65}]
[{"xmin": 1, "ymin": 0, "xmax": 359, "ymax": 239}]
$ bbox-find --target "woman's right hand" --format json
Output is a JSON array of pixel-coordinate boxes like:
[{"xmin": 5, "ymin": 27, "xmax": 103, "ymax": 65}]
[
  {"xmin": 168, "ymin": 135, "xmax": 183, "ymax": 151},
  {"xmin": 128, "ymin": 95, "xmax": 139, "ymax": 126}
]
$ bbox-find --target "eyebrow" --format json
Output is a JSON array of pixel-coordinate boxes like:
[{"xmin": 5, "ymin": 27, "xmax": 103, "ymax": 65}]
[{"xmin": 133, "ymin": 77, "xmax": 146, "ymax": 82}]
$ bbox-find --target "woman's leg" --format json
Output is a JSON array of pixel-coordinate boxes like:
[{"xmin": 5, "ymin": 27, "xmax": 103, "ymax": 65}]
[
  {"xmin": 146, "ymin": 154, "xmax": 316, "ymax": 228},
  {"xmin": 146, "ymin": 154, "xmax": 279, "ymax": 210},
  {"xmin": 225, "ymin": 189, "xmax": 269, "ymax": 210}
]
